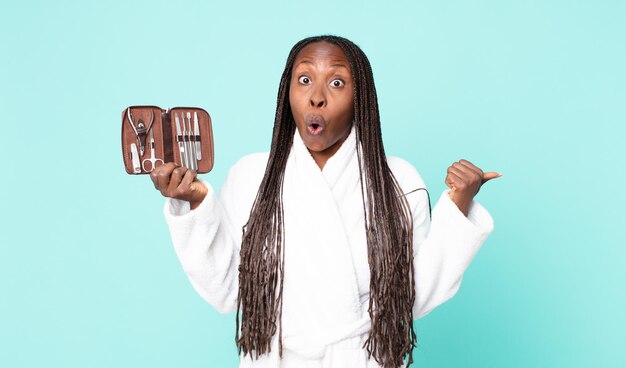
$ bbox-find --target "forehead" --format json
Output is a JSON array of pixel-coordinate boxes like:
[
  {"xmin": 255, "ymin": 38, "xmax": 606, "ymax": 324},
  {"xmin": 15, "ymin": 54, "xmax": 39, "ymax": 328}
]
[{"xmin": 293, "ymin": 42, "xmax": 350, "ymax": 67}]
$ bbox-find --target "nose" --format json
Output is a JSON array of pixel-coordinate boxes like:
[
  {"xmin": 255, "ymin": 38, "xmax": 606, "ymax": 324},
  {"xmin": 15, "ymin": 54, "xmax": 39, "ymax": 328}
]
[{"xmin": 309, "ymin": 86, "xmax": 326, "ymax": 108}]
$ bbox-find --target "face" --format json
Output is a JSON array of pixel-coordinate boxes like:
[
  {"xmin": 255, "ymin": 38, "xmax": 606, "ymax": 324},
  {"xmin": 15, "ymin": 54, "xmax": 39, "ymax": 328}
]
[{"xmin": 289, "ymin": 41, "xmax": 354, "ymax": 169}]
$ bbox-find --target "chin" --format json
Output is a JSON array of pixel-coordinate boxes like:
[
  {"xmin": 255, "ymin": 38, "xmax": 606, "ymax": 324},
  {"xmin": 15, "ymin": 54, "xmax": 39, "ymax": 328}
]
[{"xmin": 304, "ymin": 141, "xmax": 328, "ymax": 153}]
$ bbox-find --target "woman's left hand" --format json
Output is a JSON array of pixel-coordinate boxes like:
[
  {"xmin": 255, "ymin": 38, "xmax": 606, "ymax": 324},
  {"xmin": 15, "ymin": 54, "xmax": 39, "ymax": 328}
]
[{"xmin": 445, "ymin": 159, "xmax": 500, "ymax": 216}]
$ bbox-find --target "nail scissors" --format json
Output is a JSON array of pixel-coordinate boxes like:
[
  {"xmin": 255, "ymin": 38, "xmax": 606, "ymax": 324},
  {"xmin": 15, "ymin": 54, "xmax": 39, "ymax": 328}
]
[{"xmin": 141, "ymin": 129, "xmax": 164, "ymax": 172}]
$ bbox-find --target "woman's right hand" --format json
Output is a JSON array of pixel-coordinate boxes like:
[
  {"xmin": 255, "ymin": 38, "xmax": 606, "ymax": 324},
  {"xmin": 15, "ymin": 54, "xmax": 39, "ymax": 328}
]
[{"xmin": 150, "ymin": 163, "xmax": 208, "ymax": 210}]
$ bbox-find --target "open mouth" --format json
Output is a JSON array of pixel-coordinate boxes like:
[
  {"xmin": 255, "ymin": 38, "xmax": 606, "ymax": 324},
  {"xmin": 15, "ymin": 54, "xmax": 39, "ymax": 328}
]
[
  {"xmin": 306, "ymin": 115, "xmax": 325, "ymax": 136},
  {"xmin": 308, "ymin": 123, "xmax": 322, "ymax": 134}
]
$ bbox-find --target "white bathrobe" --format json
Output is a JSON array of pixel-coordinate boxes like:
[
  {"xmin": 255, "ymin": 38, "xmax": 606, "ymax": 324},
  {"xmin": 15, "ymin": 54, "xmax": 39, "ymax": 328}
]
[{"xmin": 164, "ymin": 127, "xmax": 494, "ymax": 367}]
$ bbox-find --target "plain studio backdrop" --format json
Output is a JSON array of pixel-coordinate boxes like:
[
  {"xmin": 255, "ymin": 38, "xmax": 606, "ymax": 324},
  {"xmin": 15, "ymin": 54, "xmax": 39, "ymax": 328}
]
[{"xmin": 1, "ymin": 1, "xmax": 624, "ymax": 367}]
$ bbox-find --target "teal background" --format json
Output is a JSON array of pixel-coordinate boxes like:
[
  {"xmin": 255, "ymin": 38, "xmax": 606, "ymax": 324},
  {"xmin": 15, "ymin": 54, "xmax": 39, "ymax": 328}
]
[{"xmin": 1, "ymin": 0, "xmax": 624, "ymax": 367}]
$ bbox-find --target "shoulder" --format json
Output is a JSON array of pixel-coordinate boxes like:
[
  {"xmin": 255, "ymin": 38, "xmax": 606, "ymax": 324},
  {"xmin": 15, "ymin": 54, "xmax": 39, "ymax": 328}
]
[
  {"xmin": 224, "ymin": 152, "xmax": 269, "ymax": 190},
  {"xmin": 386, "ymin": 156, "xmax": 426, "ymax": 193},
  {"xmin": 387, "ymin": 156, "xmax": 432, "ymax": 221},
  {"xmin": 230, "ymin": 152, "xmax": 270, "ymax": 174},
  {"xmin": 219, "ymin": 152, "xmax": 269, "ymax": 217}
]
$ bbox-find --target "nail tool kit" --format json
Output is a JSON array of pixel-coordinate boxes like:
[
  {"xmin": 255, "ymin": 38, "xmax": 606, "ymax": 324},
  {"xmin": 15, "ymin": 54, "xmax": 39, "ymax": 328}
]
[{"xmin": 121, "ymin": 106, "xmax": 214, "ymax": 175}]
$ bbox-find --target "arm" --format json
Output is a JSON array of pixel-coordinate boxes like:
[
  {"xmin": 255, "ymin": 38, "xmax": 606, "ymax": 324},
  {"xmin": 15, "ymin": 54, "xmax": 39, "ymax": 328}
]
[
  {"xmin": 164, "ymin": 179, "xmax": 241, "ymax": 313},
  {"xmin": 153, "ymin": 155, "xmax": 267, "ymax": 313},
  {"xmin": 407, "ymin": 187, "xmax": 493, "ymax": 319},
  {"xmin": 388, "ymin": 157, "xmax": 495, "ymax": 319}
]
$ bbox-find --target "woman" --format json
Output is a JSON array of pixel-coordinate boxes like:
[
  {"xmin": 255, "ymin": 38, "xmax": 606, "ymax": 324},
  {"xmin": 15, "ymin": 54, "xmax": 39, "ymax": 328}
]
[{"xmin": 151, "ymin": 35, "xmax": 499, "ymax": 368}]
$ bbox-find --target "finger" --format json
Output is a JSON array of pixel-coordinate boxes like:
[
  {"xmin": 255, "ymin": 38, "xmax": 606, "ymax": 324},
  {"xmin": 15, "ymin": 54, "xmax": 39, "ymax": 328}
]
[
  {"xmin": 445, "ymin": 173, "xmax": 454, "ymax": 186},
  {"xmin": 167, "ymin": 166, "xmax": 188, "ymax": 195},
  {"xmin": 482, "ymin": 171, "xmax": 502, "ymax": 183},
  {"xmin": 448, "ymin": 166, "xmax": 469, "ymax": 187},
  {"xmin": 178, "ymin": 169, "xmax": 197, "ymax": 192},
  {"xmin": 446, "ymin": 171, "xmax": 464, "ymax": 199},
  {"xmin": 453, "ymin": 161, "xmax": 482, "ymax": 182},
  {"xmin": 445, "ymin": 174, "xmax": 454, "ymax": 188},
  {"xmin": 149, "ymin": 162, "xmax": 170, "ymax": 188},
  {"xmin": 445, "ymin": 165, "xmax": 461, "ymax": 188},
  {"xmin": 152, "ymin": 163, "xmax": 177, "ymax": 191},
  {"xmin": 458, "ymin": 159, "xmax": 483, "ymax": 178},
  {"xmin": 445, "ymin": 166, "xmax": 465, "ymax": 185}
]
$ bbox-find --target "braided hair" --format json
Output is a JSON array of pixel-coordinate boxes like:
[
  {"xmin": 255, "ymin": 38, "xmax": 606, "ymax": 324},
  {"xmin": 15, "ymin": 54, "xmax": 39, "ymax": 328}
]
[{"xmin": 235, "ymin": 35, "xmax": 417, "ymax": 367}]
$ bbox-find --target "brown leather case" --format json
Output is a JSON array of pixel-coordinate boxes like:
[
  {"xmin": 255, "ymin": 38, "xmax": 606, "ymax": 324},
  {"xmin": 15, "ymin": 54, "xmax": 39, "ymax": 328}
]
[{"xmin": 121, "ymin": 105, "xmax": 214, "ymax": 175}]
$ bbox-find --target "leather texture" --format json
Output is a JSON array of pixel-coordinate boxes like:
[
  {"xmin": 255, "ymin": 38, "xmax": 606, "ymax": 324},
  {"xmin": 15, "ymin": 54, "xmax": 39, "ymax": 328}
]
[{"xmin": 121, "ymin": 105, "xmax": 214, "ymax": 175}]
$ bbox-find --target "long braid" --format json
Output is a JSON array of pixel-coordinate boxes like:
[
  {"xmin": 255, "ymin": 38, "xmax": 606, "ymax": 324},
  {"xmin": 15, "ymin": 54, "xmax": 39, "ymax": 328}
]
[
  {"xmin": 236, "ymin": 35, "xmax": 416, "ymax": 367},
  {"xmin": 334, "ymin": 37, "xmax": 417, "ymax": 367},
  {"xmin": 236, "ymin": 38, "xmax": 312, "ymax": 358}
]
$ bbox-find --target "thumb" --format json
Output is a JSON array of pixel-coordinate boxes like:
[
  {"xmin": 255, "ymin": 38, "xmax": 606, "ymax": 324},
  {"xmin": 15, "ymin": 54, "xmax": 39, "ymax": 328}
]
[
  {"xmin": 482, "ymin": 172, "xmax": 502, "ymax": 184},
  {"xmin": 190, "ymin": 176, "xmax": 206, "ymax": 193}
]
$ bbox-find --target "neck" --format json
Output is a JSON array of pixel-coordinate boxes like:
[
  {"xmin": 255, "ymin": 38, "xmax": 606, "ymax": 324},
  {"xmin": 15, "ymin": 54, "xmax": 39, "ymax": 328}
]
[{"xmin": 308, "ymin": 127, "xmax": 352, "ymax": 170}]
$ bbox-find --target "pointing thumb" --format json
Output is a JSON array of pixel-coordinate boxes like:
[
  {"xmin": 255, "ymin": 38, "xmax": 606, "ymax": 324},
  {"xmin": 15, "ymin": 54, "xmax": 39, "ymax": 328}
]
[{"xmin": 482, "ymin": 172, "xmax": 502, "ymax": 184}]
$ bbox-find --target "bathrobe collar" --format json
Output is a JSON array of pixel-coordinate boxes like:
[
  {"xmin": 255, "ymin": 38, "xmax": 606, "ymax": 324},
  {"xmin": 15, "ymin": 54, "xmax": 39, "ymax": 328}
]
[
  {"xmin": 274, "ymin": 124, "xmax": 370, "ymax": 360},
  {"xmin": 292, "ymin": 125, "xmax": 357, "ymax": 189}
]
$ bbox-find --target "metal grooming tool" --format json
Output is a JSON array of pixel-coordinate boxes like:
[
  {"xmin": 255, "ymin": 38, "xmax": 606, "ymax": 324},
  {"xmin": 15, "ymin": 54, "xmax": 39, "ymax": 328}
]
[
  {"xmin": 126, "ymin": 108, "xmax": 154, "ymax": 156},
  {"xmin": 175, "ymin": 112, "xmax": 187, "ymax": 167},
  {"xmin": 141, "ymin": 129, "xmax": 164, "ymax": 172},
  {"xmin": 182, "ymin": 112, "xmax": 191, "ymax": 169},
  {"xmin": 193, "ymin": 111, "xmax": 201, "ymax": 160},
  {"xmin": 186, "ymin": 112, "xmax": 197, "ymax": 171},
  {"xmin": 130, "ymin": 143, "xmax": 141, "ymax": 174}
]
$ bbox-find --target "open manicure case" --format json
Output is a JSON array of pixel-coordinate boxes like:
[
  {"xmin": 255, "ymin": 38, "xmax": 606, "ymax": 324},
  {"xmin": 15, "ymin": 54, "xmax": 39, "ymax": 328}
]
[{"xmin": 121, "ymin": 105, "xmax": 214, "ymax": 175}]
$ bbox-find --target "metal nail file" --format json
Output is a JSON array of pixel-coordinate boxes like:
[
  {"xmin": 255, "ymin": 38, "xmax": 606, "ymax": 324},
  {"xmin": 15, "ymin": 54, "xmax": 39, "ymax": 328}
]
[
  {"xmin": 175, "ymin": 113, "xmax": 187, "ymax": 167},
  {"xmin": 181, "ymin": 113, "xmax": 189, "ymax": 167},
  {"xmin": 183, "ymin": 112, "xmax": 193, "ymax": 170},
  {"xmin": 193, "ymin": 112, "xmax": 202, "ymax": 160},
  {"xmin": 186, "ymin": 112, "xmax": 197, "ymax": 171}
]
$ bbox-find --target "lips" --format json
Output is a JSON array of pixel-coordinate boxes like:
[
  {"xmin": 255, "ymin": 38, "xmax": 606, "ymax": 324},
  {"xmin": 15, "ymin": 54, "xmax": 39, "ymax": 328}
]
[{"xmin": 306, "ymin": 115, "xmax": 326, "ymax": 136}]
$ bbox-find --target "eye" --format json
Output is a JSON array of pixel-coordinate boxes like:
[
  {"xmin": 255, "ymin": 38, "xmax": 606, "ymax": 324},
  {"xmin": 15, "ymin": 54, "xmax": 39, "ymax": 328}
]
[
  {"xmin": 330, "ymin": 79, "xmax": 345, "ymax": 88},
  {"xmin": 298, "ymin": 76, "xmax": 311, "ymax": 84}
]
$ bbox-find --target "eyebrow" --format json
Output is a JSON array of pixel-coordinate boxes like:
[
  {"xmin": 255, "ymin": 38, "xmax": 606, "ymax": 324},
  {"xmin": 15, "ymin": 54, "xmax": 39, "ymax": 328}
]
[{"xmin": 295, "ymin": 60, "xmax": 349, "ymax": 69}]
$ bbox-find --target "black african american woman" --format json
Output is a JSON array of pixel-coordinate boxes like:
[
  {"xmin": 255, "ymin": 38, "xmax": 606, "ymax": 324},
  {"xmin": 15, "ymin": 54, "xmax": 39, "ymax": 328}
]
[{"xmin": 151, "ymin": 35, "xmax": 499, "ymax": 368}]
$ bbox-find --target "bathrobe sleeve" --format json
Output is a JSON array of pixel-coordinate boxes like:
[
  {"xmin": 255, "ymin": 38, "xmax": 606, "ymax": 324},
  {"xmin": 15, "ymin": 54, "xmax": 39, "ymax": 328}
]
[
  {"xmin": 163, "ymin": 153, "xmax": 268, "ymax": 313},
  {"xmin": 388, "ymin": 157, "xmax": 494, "ymax": 319}
]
